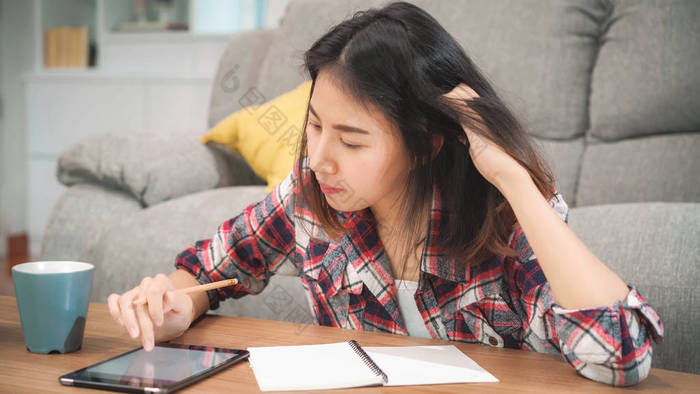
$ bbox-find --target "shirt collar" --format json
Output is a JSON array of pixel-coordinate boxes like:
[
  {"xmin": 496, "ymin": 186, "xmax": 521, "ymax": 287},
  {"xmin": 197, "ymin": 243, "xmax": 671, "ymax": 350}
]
[
  {"xmin": 341, "ymin": 182, "xmax": 469, "ymax": 284},
  {"xmin": 295, "ymin": 157, "xmax": 469, "ymax": 287}
]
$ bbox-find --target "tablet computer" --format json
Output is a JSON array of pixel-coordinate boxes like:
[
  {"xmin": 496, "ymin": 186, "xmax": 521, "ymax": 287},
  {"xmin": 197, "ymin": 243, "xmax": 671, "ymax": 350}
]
[{"xmin": 59, "ymin": 342, "xmax": 249, "ymax": 393}]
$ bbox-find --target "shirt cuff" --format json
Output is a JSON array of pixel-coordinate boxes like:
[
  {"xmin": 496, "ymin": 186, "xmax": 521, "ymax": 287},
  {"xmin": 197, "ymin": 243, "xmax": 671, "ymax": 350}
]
[
  {"xmin": 174, "ymin": 247, "xmax": 222, "ymax": 311},
  {"xmin": 551, "ymin": 285, "xmax": 664, "ymax": 344}
]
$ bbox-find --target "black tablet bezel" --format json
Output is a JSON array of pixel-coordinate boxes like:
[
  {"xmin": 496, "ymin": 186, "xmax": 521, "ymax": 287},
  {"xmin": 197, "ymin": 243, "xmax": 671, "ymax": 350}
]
[{"xmin": 58, "ymin": 342, "xmax": 250, "ymax": 393}]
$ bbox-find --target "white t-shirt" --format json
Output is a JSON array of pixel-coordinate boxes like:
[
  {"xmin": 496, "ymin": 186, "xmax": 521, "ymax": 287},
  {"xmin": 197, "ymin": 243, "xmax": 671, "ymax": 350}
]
[{"xmin": 395, "ymin": 279, "xmax": 432, "ymax": 338}]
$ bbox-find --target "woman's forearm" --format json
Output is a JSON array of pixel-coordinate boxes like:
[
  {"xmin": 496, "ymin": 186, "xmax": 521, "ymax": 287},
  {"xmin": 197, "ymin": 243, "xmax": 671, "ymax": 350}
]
[
  {"xmin": 496, "ymin": 173, "xmax": 630, "ymax": 310},
  {"xmin": 168, "ymin": 269, "xmax": 210, "ymax": 320}
]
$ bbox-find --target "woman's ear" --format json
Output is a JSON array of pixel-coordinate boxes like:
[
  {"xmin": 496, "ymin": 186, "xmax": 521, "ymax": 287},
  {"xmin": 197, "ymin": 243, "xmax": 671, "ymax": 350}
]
[
  {"xmin": 417, "ymin": 134, "xmax": 445, "ymax": 168},
  {"xmin": 431, "ymin": 134, "xmax": 444, "ymax": 159}
]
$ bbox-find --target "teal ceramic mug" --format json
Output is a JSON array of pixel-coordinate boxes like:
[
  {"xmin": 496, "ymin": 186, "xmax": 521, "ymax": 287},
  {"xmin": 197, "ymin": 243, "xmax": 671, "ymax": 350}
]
[{"xmin": 12, "ymin": 261, "xmax": 94, "ymax": 354}]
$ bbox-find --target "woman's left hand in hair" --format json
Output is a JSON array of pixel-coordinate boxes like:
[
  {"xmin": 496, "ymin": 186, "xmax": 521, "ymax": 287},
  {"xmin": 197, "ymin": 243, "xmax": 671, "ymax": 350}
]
[{"xmin": 442, "ymin": 84, "xmax": 529, "ymax": 191}]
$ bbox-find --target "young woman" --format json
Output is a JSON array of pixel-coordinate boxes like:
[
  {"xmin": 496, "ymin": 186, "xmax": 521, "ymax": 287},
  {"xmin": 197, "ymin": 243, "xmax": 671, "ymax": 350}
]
[{"xmin": 108, "ymin": 1, "xmax": 663, "ymax": 387}]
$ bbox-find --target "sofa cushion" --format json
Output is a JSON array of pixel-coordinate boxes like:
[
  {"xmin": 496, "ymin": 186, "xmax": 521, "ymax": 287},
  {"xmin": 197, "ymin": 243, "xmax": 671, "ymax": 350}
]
[
  {"xmin": 533, "ymin": 137, "xmax": 585, "ymax": 206},
  {"xmin": 211, "ymin": 275, "xmax": 312, "ymax": 324},
  {"xmin": 417, "ymin": 0, "xmax": 601, "ymax": 140},
  {"xmin": 256, "ymin": 0, "xmax": 603, "ymax": 140},
  {"xmin": 589, "ymin": 0, "xmax": 700, "ymax": 140},
  {"xmin": 568, "ymin": 202, "xmax": 700, "ymax": 374},
  {"xmin": 255, "ymin": 0, "xmax": 370, "ymax": 100},
  {"xmin": 576, "ymin": 133, "xmax": 700, "ymax": 206}
]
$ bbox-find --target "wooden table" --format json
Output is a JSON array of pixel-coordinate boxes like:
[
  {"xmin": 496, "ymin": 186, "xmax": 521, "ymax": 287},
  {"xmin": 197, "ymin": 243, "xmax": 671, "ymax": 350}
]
[{"xmin": 0, "ymin": 295, "xmax": 697, "ymax": 393}]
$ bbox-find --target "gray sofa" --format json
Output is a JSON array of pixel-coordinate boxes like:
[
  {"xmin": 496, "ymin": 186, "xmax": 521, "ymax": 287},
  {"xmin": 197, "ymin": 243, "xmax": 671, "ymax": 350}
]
[{"xmin": 42, "ymin": 0, "xmax": 699, "ymax": 374}]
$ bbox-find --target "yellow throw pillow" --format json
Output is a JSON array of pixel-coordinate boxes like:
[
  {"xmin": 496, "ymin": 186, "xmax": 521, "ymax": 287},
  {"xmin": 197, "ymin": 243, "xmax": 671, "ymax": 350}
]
[{"xmin": 201, "ymin": 80, "xmax": 312, "ymax": 193}]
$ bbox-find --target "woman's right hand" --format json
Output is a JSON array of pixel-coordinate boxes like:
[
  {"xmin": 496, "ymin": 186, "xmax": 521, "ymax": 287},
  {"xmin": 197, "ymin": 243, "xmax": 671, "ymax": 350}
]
[{"xmin": 107, "ymin": 273, "xmax": 195, "ymax": 351}]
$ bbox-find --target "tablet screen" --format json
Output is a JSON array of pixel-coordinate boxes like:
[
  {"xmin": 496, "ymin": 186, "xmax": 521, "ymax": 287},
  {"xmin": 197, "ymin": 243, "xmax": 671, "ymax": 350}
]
[{"xmin": 61, "ymin": 343, "xmax": 248, "ymax": 390}]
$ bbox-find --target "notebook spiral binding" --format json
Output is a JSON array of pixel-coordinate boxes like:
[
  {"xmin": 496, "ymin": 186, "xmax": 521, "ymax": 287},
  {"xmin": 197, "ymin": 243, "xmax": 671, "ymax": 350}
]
[{"xmin": 348, "ymin": 340, "xmax": 388, "ymax": 384}]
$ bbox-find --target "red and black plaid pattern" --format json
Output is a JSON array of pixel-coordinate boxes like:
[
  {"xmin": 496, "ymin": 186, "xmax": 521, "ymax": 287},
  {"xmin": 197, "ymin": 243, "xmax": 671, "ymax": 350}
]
[{"xmin": 175, "ymin": 157, "xmax": 663, "ymax": 386}]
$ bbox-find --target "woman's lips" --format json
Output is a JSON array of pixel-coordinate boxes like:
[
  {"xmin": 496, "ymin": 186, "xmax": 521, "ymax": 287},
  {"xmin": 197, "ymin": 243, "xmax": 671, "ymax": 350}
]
[{"xmin": 319, "ymin": 183, "xmax": 344, "ymax": 194}]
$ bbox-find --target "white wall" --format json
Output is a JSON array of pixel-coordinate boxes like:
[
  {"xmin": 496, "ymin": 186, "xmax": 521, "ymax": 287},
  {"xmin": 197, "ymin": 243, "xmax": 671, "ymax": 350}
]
[
  {"xmin": 0, "ymin": 0, "xmax": 292, "ymax": 259},
  {"xmin": 0, "ymin": 0, "xmax": 36, "ymax": 259}
]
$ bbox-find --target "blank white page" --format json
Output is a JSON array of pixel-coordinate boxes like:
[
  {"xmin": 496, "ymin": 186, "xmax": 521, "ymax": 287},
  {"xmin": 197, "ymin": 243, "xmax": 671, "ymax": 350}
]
[
  {"xmin": 247, "ymin": 342, "xmax": 384, "ymax": 391},
  {"xmin": 362, "ymin": 345, "xmax": 499, "ymax": 386}
]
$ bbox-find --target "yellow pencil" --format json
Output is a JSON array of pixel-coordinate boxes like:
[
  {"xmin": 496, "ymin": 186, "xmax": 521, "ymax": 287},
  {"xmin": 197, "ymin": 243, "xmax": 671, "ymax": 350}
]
[{"xmin": 132, "ymin": 278, "xmax": 238, "ymax": 305}]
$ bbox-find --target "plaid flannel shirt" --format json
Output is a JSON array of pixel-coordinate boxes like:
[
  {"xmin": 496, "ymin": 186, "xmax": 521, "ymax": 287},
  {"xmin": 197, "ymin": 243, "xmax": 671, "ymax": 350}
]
[{"xmin": 175, "ymin": 157, "xmax": 664, "ymax": 387}]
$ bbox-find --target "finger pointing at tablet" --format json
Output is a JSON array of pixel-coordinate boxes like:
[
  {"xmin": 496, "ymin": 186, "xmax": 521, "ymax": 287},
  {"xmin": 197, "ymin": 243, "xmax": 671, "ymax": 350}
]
[
  {"xmin": 107, "ymin": 273, "xmax": 196, "ymax": 351},
  {"xmin": 107, "ymin": 271, "xmax": 231, "ymax": 351}
]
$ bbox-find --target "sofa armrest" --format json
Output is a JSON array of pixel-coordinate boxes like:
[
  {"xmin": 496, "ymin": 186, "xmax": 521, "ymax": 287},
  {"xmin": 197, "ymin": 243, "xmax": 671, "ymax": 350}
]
[{"xmin": 57, "ymin": 131, "xmax": 264, "ymax": 207}]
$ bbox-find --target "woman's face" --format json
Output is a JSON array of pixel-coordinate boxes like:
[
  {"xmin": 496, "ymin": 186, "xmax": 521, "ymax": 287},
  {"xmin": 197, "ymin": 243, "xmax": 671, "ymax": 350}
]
[{"xmin": 306, "ymin": 69, "xmax": 411, "ymax": 219}]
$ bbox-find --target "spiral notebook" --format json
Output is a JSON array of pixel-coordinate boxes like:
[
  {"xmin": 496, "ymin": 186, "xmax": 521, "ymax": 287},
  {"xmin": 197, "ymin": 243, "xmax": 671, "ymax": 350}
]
[{"xmin": 247, "ymin": 341, "xmax": 498, "ymax": 391}]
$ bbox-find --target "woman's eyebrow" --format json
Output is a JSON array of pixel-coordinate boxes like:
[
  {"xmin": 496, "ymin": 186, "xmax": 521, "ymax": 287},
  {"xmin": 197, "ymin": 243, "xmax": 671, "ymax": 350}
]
[{"xmin": 309, "ymin": 104, "xmax": 371, "ymax": 135}]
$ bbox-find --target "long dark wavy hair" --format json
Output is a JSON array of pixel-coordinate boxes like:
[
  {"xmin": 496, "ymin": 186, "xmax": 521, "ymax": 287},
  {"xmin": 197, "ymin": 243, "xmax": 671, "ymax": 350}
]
[{"xmin": 294, "ymin": 1, "xmax": 556, "ymax": 277}]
